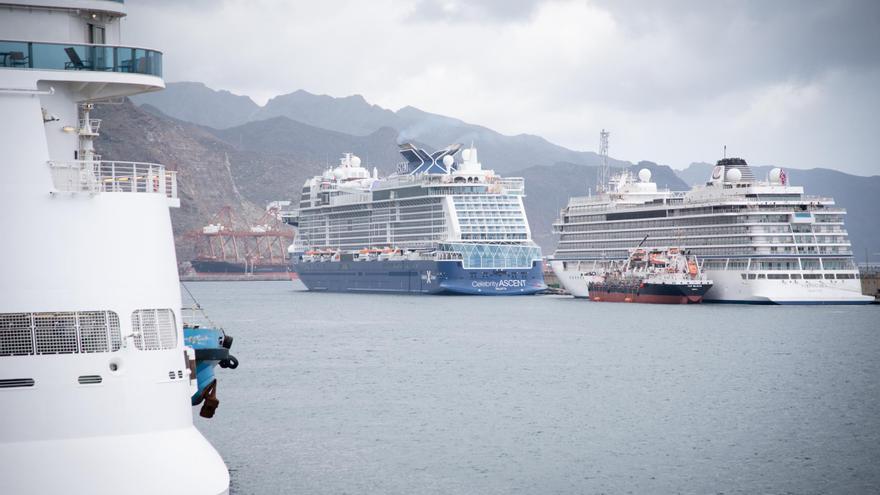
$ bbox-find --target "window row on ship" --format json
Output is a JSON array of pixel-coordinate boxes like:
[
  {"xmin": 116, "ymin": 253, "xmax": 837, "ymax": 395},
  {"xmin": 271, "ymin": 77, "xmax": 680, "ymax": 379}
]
[
  {"xmin": 304, "ymin": 211, "xmax": 526, "ymax": 231},
  {"xmin": 557, "ymin": 215, "xmax": 844, "ymax": 233},
  {"xmin": 557, "ymin": 240, "xmax": 852, "ymax": 252},
  {"xmin": 565, "ymin": 203, "xmax": 842, "ymax": 222},
  {"xmin": 557, "ymin": 223, "xmax": 847, "ymax": 241},
  {"xmin": 555, "ymin": 245, "xmax": 853, "ymax": 259},
  {"xmin": 558, "ymin": 234, "xmax": 850, "ymax": 246},
  {"xmin": 563, "ymin": 255, "xmax": 856, "ymax": 271},
  {"xmin": 562, "ymin": 210, "xmax": 845, "ymax": 226},
  {"xmin": 301, "ymin": 228, "xmax": 528, "ymax": 247}
]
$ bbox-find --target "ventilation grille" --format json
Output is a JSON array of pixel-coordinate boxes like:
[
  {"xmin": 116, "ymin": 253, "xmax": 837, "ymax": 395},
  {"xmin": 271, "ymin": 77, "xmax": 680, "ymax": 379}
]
[
  {"xmin": 77, "ymin": 375, "xmax": 103, "ymax": 385},
  {"xmin": 0, "ymin": 313, "xmax": 33, "ymax": 356},
  {"xmin": 132, "ymin": 309, "xmax": 177, "ymax": 351},
  {"xmin": 0, "ymin": 311, "xmax": 122, "ymax": 357},
  {"xmin": 0, "ymin": 378, "xmax": 36, "ymax": 388}
]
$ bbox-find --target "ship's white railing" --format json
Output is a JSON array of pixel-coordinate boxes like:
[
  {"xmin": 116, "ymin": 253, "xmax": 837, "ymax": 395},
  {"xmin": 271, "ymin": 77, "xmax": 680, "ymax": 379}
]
[
  {"xmin": 329, "ymin": 191, "xmax": 372, "ymax": 206},
  {"xmin": 48, "ymin": 160, "xmax": 178, "ymax": 199},
  {"xmin": 566, "ymin": 191, "xmax": 838, "ymax": 210},
  {"xmin": 497, "ymin": 177, "xmax": 525, "ymax": 195}
]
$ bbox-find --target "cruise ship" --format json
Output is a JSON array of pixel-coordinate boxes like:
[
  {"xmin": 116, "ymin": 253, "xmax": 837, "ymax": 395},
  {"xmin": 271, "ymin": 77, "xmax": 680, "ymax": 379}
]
[
  {"xmin": 550, "ymin": 159, "xmax": 872, "ymax": 304},
  {"xmin": 283, "ymin": 143, "xmax": 546, "ymax": 294},
  {"xmin": 0, "ymin": 1, "xmax": 229, "ymax": 494}
]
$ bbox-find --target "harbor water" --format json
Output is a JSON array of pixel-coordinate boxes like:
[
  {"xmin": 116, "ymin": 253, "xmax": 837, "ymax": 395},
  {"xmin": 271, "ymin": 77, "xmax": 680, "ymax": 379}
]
[{"xmin": 190, "ymin": 281, "xmax": 880, "ymax": 494}]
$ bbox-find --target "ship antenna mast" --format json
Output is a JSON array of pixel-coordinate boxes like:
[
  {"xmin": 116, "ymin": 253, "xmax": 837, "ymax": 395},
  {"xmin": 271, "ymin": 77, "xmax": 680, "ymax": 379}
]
[{"xmin": 598, "ymin": 129, "xmax": 610, "ymax": 193}]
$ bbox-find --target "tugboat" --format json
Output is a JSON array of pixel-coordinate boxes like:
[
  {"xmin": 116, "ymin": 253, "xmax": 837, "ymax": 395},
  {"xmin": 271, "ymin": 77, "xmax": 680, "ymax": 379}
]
[
  {"xmin": 588, "ymin": 241, "xmax": 713, "ymax": 304},
  {"xmin": 182, "ymin": 286, "xmax": 239, "ymax": 418}
]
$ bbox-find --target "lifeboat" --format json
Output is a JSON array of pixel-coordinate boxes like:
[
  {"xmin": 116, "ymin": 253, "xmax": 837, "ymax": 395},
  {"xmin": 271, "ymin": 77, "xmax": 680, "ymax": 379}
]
[{"xmin": 649, "ymin": 252, "xmax": 668, "ymax": 265}]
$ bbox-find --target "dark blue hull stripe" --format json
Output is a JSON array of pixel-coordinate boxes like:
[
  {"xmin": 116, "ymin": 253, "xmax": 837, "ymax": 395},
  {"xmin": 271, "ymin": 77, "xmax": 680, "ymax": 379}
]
[{"xmin": 294, "ymin": 259, "xmax": 546, "ymax": 296}]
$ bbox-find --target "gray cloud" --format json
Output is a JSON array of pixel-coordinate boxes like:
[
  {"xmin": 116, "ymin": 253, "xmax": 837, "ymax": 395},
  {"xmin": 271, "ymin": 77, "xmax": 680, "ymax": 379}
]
[
  {"xmin": 122, "ymin": 0, "xmax": 880, "ymax": 176},
  {"xmin": 409, "ymin": 0, "xmax": 542, "ymax": 22}
]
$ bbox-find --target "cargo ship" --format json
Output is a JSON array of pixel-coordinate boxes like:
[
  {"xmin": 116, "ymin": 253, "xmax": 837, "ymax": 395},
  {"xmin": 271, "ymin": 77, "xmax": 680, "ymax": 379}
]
[
  {"xmin": 282, "ymin": 144, "xmax": 545, "ymax": 295},
  {"xmin": 588, "ymin": 246, "xmax": 713, "ymax": 304},
  {"xmin": 190, "ymin": 206, "xmax": 293, "ymax": 276}
]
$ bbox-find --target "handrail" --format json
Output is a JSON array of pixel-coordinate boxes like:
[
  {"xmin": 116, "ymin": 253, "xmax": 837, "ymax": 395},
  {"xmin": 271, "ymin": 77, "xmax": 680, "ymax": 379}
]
[
  {"xmin": 0, "ymin": 39, "xmax": 162, "ymax": 54},
  {"xmin": 48, "ymin": 160, "xmax": 177, "ymax": 199},
  {"xmin": 0, "ymin": 40, "xmax": 162, "ymax": 76}
]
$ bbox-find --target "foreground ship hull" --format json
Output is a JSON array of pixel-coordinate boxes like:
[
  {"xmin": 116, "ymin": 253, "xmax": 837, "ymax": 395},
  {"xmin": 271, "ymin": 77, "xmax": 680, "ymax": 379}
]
[
  {"xmin": 0, "ymin": 2, "xmax": 230, "ymax": 492},
  {"xmin": 294, "ymin": 260, "xmax": 546, "ymax": 295}
]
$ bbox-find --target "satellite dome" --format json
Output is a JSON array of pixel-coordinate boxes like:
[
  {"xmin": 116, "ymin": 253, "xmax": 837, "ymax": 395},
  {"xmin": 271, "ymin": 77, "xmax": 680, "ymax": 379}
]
[
  {"xmin": 726, "ymin": 167, "xmax": 742, "ymax": 182},
  {"xmin": 461, "ymin": 149, "xmax": 471, "ymax": 161},
  {"xmin": 769, "ymin": 167, "xmax": 782, "ymax": 183},
  {"xmin": 350, "ymin": 155, "xmax": 362, "ymax": 167},
  {"xmin": 442, "ymin": 155, "xmax": 454, "ymax": 167},
  {"xmin": 638, "ymin": 168, "xmax": 652, "ymax": 182}
]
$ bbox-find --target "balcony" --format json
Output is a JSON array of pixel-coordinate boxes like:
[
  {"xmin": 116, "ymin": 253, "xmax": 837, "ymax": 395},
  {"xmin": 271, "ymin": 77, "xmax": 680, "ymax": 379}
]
[
  {"xmin": 0, "ymin": 40, "xmax": 161, "ymax": 77},
  {"xmin": 48, "ymin": 161, "xmax": 178, "ymax": 201}
]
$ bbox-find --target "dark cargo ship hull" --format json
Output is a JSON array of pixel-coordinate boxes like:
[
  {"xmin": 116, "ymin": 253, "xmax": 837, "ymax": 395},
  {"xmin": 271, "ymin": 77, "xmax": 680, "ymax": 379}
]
[
  {"xmin": 588, "ymin": 281, "xmax": 712, "ymax": 304},
  {"xmin": 191, "ymin": 260, "xmax": 288, "ymax": 274}
]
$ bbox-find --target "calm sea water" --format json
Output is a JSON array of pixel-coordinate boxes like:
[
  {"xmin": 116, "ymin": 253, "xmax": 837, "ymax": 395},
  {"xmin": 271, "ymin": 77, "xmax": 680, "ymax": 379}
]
[{"xmin": 187, "ymin": 281, "xmax": 880, "ymax": 494}]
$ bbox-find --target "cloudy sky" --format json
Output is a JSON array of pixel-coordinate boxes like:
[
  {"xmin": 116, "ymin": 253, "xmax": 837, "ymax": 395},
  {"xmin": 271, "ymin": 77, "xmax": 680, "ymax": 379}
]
[{"xmin": 124, "ymin": 0, "xmax": 879, "ymax": 175}]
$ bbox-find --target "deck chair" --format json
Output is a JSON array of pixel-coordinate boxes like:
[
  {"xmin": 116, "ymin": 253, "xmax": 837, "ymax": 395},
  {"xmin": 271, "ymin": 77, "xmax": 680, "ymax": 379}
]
[
  {"xmin": 9, "ymin": 51, "xmax": 28, "ymax": 67},
  {"xmin": 64, "ymin": 47, "xmax": 91, "ymax": 70}
]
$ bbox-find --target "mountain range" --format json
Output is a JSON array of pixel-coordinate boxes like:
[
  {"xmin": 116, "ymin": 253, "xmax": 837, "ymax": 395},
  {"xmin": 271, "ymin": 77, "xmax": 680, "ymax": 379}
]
[
  {"xmin": 117, "ymin": 82, "xmax": 877, "ymax": 262},
  {"xmin": 133, "ymin": 82, "xmax": 631, "ymax": 175}
]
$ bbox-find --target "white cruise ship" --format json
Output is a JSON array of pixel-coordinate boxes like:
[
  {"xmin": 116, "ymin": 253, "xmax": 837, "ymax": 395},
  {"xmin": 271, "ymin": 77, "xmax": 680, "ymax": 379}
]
[
  {"xmin": 284, "ymin": 143, "xmax": 546, "ymax": 294},
  {"xmin": 0, "ymin": 1, "xmax": 229, "ymax": 494},
  {"xmin": 550, "ymin": 158, "xmax": 872, "ymax": 304}
]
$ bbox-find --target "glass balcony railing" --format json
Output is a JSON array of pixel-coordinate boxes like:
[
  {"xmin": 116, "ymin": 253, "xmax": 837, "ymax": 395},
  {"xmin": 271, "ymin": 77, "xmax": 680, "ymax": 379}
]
[{"xmin": 0, "ymin": 40, "xmax": 161, "ymax": 77}]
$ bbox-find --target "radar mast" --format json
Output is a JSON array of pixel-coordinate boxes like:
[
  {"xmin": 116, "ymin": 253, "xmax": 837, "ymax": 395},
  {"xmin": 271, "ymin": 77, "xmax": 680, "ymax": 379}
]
[{"xmin": 598, "ymin": 129, "xmax": 610, "ymax": 193}]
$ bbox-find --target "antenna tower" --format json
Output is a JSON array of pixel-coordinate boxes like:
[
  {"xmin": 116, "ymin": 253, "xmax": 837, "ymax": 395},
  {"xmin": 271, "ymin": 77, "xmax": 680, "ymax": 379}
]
[{"xmin": 598, "ymin": 129, "xmax": 610, "ymax": 192}]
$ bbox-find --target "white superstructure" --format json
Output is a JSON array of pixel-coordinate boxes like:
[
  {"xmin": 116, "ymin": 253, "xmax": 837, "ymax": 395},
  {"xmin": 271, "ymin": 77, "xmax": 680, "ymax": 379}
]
[
  {"xmin": 550, "ymin": 159, "xmax": 872, "ymax": 304},
  {"xmin": 0, "ymin": 2, "xmax": 229, "ymax": 494},
  {"xmin": 290, "ymin": 144, "xmax": 542, "ymax": 268}
]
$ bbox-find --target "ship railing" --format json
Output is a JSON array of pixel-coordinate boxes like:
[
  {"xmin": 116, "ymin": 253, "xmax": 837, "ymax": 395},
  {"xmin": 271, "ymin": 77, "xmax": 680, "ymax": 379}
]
[
  {"xmin": 0, "ymin": 40, "xmax": 162, "ymax": 77},
  {"xmin": 566, "ymin": 196, "xmax": 842, "ymax": 213},
  {"xmin": 329, "ymin": 192, "xmax": 372, "ymax": 206},
  {"xmin": 48, "ymin": 160, "xmax": 178, "ymax": 200},
  {"xmin": 497, "ymin": 177, "xmax": 525, "ymax": 195}
]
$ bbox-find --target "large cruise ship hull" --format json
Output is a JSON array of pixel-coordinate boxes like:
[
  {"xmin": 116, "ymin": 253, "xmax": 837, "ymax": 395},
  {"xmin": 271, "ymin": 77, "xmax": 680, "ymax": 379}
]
[
  {"xmin": 294, "ymin": 259, "xmax": 546, "ymax": 295},
  {"xmin": 702, "ymin": 269, "xmax": 873, "ymax": 305},
  {"xmin": 550, "ymin": 261, "xmax": 872, "ymax": 304}
]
